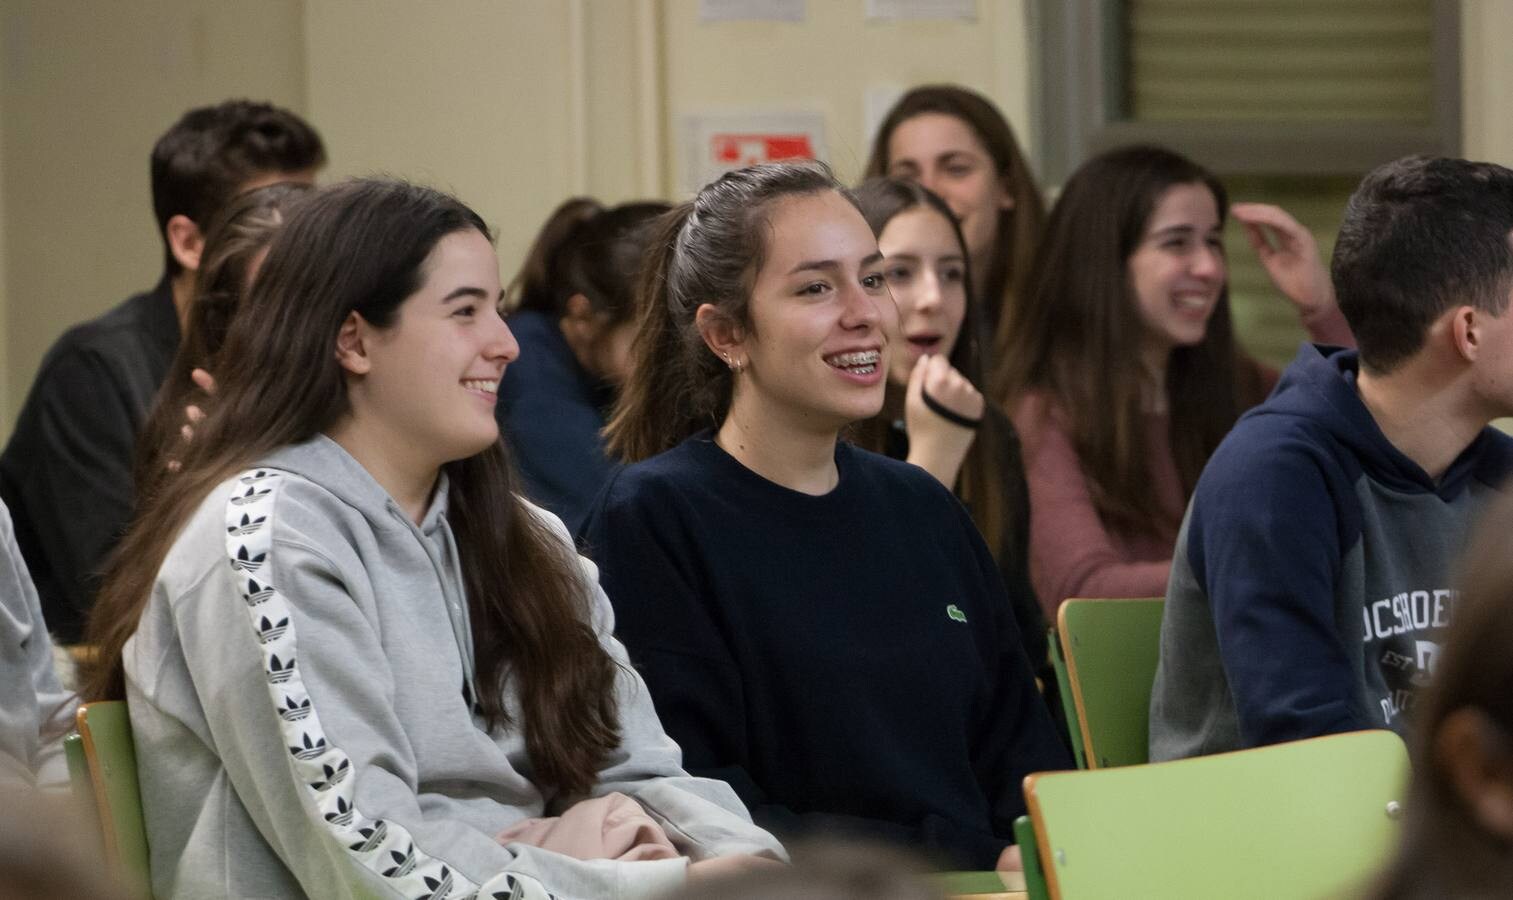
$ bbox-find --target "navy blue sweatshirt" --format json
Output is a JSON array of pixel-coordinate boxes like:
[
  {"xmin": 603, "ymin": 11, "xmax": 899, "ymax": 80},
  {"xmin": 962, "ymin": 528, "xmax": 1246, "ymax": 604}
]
[
  {"xmin": 497, "ymin": 309, "xmax": 618, "ymax": 534},
  {"xmin": 578, "ymin": 432, "xmax": 1070, "ymax": 869},
  {"xmin": 1149, "ymin": 345, "xmax": 1513, "ymax": 760}
]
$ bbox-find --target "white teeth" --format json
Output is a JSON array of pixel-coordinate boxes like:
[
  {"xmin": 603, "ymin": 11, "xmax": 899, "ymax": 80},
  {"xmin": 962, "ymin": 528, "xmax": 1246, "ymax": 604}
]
[
  {"xmin": 462, "ymin": 379, "xmax": 499, "ymax": 393},
  {"xmin": 824, "ymin": 350, "xmax": 880, "ymax": 369}
]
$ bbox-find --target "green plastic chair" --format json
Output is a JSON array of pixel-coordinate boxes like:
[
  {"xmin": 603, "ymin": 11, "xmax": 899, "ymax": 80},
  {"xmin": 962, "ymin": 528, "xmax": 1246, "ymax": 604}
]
[
  {"xmin": 1023, "ymin": 730, "xmax": 1409, "ymax": 900},
  {"xmin": 931, "ymin": 817, "xmax": 1046, "ymax": 899},
  {"xmin": 1046, "ymin": 629, "xmax": 1085, "ymax": 769},
  {"xmin": 1014, "ymin": 814, "xmax": 1048, "ymax": 900},
  {"xmin": 1057, "ymin": 597, "xmax": 1164, "ymax": 769},
  {"xmin": 77, "ymin": 701, "xmax": 152, "ymax": 899}
]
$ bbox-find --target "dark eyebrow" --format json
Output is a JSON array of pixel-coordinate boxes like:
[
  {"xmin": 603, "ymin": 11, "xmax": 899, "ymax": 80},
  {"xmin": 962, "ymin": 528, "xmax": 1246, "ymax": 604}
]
[
  {"xmin": 788, "ymin": 252, "xmax": 885, "ymax": 275},
  {"xmin": 936, "ymin": 150, "xmax": 980, "ymax": 165},
  {"xmin": 1151, "ymin": 224, "xmax": 1222, "ymax": 240},
  {"xmin": 441, "ymin": 286, "xmax": 491, "ymax": 303}
]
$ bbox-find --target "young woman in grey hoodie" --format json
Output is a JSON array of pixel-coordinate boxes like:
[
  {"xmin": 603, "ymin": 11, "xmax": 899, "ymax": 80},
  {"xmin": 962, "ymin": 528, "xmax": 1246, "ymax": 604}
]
[{"xmin": 81, "ymin": 179, "xmax": 784, "ymax": 900}]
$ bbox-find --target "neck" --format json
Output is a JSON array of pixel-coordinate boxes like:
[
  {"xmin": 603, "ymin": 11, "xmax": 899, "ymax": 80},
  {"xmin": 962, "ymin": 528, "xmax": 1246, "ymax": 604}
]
[
  {"xmin": 716, "ymin": 389, "xmax": 840, "ymax": 496},
  {"xmin": 170, "ymin": 270, "xmax": 196, "ymax": 331},
  {"xmin": 1355, "ymin": 356, "xmax": 1488, "ymax": 482},
  {"xmin": 326, "ymin": 415, "xmax": 440, "ymax": 524}
]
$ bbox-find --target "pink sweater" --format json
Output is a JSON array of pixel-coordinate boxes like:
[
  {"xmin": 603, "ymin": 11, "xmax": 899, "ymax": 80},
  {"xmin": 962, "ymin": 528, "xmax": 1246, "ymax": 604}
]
[
  {"xmin": 1013, "ymin": 305, "xmax": 1352, "ymax": 618},
  {"xmin": 1013, "ymin": 394, "xmax": 1181, "ymax": 619}
]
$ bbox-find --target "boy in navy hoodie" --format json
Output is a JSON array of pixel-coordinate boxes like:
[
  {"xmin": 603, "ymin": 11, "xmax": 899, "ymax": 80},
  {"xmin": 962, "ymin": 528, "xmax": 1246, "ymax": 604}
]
[{"xmin": 1150, "ymin": 156, "xmax": 1513, "ymax": 760}]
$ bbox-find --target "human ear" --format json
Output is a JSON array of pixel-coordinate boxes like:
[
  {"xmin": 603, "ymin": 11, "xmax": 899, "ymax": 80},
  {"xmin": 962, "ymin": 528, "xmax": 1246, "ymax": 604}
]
[
  {"xmin": 560, "ymin": 293, "xmax": 598, "ymax": 343},
  {"xmin": 334, "ymin": 311, "xmax": 373, "ymax": 375},
  {"xmin": 1451, "ymin": 306, "xmax": 1480, "ymax": 363},
  {"xmin": 1436, "ymin": 707, "xmax": 1513, "ymax": 841},
  {"xmin": 695, "ymin": 303, "xmax": 746, "ymax": 368},
  {"xmin": 166, "ymin": 214, "xmax": 206, "ymax": 272}
]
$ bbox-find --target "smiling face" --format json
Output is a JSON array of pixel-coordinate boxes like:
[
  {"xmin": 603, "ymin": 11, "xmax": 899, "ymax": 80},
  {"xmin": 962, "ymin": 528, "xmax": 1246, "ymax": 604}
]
[
  {"xmin": 348, "ymin": 228, "xmax": 518, "ymax": 469},
  {"xmin": 721, "ymin": 190, "xmax": 894, "ymax": 434},
  {"xmin": 1127, "ymin": 181, "xmax": 1226, "ymax": 364},
  {"xmin": 876, "ymin": 206, "xmax": 968, "ymax": 387},
  {"xmin": 885, "ymin": 112, "xmax": 1012, "ymax": 270}
]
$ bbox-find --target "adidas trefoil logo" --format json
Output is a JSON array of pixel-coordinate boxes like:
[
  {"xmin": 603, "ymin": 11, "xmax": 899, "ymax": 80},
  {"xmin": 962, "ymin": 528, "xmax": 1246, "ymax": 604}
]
[
  {"xmin": 244, "ymin": 578, "xmax": 275, "ymax": 607},
  {"xmin": 348, "ymin": 820, "xmax": 389, "ymax": 853},
  {"xmin": 239, "ymin": 469, "xmax": 275, "ymax": 484},
  {"xmin": 278, "ymin": 695, "xmax": 312, "ymax": 722},
  {"xmin": 227, "ymin": 513, "xmax": 267, "ymax": 536},
  {"xmin": 323, "ymin": 796, "xmax": 355, "ymax": 827},
  {"xmin": 229, "ymin": 544, "xmax": 267, "ymax": 573},
  {"xmin": 416, "ymin": 866, "xmax": 455, "ymax": 900},
  {"xmin": 256, "ymin": 615, "xmax": 290, "ymax": 644},
  {"xmin": 289, "ymin": 732, "xmax": 327, "ymax": 761},
  {"xmin": 231, "ymin": 484, "xmax": 272, "ymax": 506},
  {"xmin": 311, "ymin": 759, "xmax": 350, "ymax": 791},
  {"xmin": 267, "ymin": 653, "xmax": 296, "ymax": 684},
  {"xmin": 382, "ymin": 843, "xmax": 418, "ymax": 879}
]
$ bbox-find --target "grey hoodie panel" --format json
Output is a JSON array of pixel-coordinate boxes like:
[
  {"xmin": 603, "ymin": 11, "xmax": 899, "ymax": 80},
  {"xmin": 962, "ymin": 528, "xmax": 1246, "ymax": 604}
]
[
  {"xmin": 1353, "ymin": 477, "xmax": 1493, "ymax": 729},
  {"xmin": 127, "ymin": 436, "xmax": 782, "ymax": 899},
  {"xmin": 0, "ymin": 498, "xmax": 76, "ymax": 790}
]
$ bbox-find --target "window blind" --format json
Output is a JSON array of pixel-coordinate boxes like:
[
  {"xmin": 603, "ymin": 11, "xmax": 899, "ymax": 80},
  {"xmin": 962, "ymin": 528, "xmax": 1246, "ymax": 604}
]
[{"xmin": 1125, "ymin": 0, "xmax": 1434, "ymax": 124}]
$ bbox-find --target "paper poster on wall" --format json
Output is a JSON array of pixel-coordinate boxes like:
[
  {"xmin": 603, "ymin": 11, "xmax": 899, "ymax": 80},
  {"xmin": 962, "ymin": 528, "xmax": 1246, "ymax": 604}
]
[
  {"xmin": 699, "ymin": 0, "xmax": 805, "ymax": 23},
  {"xmin": 865, "ymin": 0, "xmax": 976, "ymax": 21},
  {"xmin": 680, "ymin": 111, "xmax": 827, "ymax": 194}
]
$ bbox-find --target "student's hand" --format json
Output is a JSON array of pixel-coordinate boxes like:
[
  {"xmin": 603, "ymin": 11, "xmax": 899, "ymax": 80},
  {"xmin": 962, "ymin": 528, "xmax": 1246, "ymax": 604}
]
[
  {"xmin": 1231, "ymin": 202, "xmax": 1336, "ymax": 323},
  {"xmin": 686, "ymin": 854, "xmax": 785, "ymax": 882},
  {"xmin": 168, "ymin": 368, "xmax": 219, "ymax": 472},
  {"xmin": 191, "ymin": 367, "xmax": 217, "ymax": 395},
  {"xmin": 904, "ymin": 353, "xmax": 983, "ymax": 489},
  {"xmin": 996, "ymin": 844, "xmax": 1024, "ymax": 872}
]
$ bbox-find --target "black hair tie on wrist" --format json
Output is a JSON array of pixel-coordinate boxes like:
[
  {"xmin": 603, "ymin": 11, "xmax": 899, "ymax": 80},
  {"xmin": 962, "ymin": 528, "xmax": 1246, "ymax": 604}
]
[{"xmin": 920, "ymin": 388, "xmax": 983, "ymax": 430}]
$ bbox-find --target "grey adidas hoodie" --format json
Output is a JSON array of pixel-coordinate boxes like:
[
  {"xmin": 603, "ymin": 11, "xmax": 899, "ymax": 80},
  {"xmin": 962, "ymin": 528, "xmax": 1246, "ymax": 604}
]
[{"xmin": 124, "ymin": 435, "xmax": 784, "ymax": 899}]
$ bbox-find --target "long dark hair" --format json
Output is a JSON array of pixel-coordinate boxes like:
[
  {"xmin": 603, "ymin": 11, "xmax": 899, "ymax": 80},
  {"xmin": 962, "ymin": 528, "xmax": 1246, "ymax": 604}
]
[
  {"xmin": 134, "ymin": 181, "xmax": 313, "ymax": 504},
  {"xmin": 1368, "ymin": 493, "xmax": 1513, "ymax": 899},
  {"xmin": 86, "ymin": 179, "xmax": 620, "ymax": 797},
  {"xmin": 993, "ymin": 144, "xmax": 1265, "ymax": 538},
  {"xmin": 509, "ymin": 197, "xmax": 672, "ymax": 330},
  {"xmin": 850, "ymin": 177, "xmax": 1019, "ymax": 563},
  {"xmin": 864, "ymin": 84, "xmax": 1045, "ymax": 350},
  {"xmin": 606, "ymin": 161, "xmax": 850, "ymax": 462}
]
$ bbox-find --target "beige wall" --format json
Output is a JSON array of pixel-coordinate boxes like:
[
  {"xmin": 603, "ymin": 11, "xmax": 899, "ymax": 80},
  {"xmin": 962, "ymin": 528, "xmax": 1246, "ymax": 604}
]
[
  {"xmin": 0, "ymin": 0, "xmax": 1510, "ymax": 439},
  {"xmin": 1461, "ymin": 0, "xmax": 1513, "ymax": 166},
  {"xmin": 0, "ymin": 0, "xmax": 307, "ymax": 434}
]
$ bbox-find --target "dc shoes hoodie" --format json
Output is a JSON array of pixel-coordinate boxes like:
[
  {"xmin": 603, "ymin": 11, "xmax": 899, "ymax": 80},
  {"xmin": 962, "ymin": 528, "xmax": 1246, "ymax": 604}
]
[
  {"xmin": 1149, "ymin": 345, "xmax": 1513, "ymax": 760},
  {"xmin": 123, "ymin": 435, "xmax": 783, "ymax": 899}
]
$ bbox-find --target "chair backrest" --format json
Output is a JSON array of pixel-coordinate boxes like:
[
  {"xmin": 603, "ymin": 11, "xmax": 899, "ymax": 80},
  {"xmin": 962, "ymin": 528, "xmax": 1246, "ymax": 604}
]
[
  {"xmin": 1024, "ymin": 730, "xmax": 1409, "ymax": 900},
  {"xmin": 1045, "ymin": 630, "xmax": 1085, "ymax": 769},
  {"xmin": 1057, "ymin": 597, "xmax": 1164, "ymax": 769},
  {"xmin": 77, "ymin": 701, "xmax": 152, "ymax": 899}
]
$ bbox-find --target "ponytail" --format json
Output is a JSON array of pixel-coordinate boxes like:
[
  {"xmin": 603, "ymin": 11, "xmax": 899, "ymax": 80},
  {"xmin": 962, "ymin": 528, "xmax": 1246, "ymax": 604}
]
[
  {"xmin": 605, "ymin": 205, "xmax": 729, "ymax": 461},
  {"xmin": 507, "ymin": 197, "xmax": 604, "ymax": 314}
]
